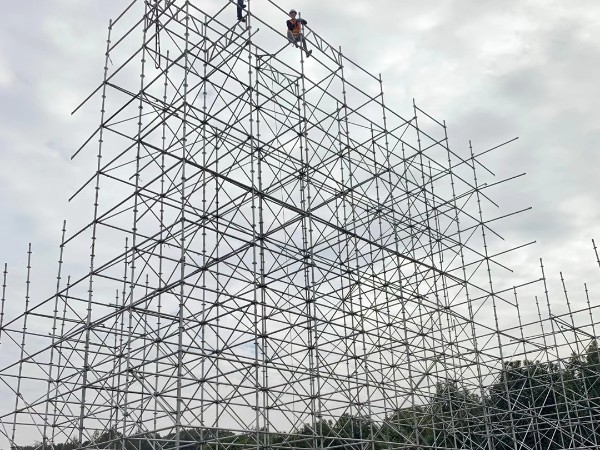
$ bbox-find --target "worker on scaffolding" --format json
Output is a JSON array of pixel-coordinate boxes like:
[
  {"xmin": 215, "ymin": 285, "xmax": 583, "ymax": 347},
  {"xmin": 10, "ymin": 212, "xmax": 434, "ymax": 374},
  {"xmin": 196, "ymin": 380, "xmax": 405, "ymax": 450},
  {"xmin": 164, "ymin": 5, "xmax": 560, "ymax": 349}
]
[
  {"xmin": 237, "ymin": 0, "xmax": 246, "ymax": 22},
  {"xmin": 287, "ymin": 9, "xmax": 312, "ymax": 58}
]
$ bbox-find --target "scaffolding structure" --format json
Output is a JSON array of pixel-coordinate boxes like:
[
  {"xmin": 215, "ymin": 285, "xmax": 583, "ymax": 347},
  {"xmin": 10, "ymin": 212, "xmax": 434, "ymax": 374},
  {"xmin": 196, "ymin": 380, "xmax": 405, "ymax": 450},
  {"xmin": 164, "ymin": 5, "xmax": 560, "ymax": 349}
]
[{"xmin": 1, "ymin": 1, "xmax": 600, "ymax": 449}]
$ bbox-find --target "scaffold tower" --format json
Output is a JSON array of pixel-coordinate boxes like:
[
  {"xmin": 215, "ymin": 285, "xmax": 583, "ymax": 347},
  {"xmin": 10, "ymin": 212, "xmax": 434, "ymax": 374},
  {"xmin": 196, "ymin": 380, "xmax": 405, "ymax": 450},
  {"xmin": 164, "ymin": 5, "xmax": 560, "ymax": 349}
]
[{"xmin": 1, "ymin": 1, "xmax": 600, "ymax": 450}]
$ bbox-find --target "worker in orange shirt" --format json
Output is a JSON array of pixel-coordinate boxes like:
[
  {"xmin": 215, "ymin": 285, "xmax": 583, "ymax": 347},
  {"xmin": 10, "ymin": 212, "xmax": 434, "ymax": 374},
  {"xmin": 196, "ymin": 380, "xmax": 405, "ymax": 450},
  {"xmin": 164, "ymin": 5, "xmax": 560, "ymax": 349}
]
[{"xmin": 286, "ymin": 9, "xmax": 312, "ymax": 58}]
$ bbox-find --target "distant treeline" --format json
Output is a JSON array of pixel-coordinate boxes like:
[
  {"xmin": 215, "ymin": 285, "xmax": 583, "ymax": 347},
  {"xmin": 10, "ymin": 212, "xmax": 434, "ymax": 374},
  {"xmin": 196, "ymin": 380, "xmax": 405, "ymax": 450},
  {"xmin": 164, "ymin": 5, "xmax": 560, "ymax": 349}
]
[{"xmin": 20, "ymin": 341, "xmax": 600, "ymax": 450}]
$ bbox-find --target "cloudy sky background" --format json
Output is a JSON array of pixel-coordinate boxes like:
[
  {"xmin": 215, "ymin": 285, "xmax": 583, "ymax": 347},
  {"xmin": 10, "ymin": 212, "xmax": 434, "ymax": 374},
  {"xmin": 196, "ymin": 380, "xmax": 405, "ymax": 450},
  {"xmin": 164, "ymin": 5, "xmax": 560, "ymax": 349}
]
[
  {"xmin": 0, "ymin": 0, "xmax": 599, "ymax": 318},
  {"xmin": 0, "ymin": 1, "xmax": 599, "ymax": 447}
]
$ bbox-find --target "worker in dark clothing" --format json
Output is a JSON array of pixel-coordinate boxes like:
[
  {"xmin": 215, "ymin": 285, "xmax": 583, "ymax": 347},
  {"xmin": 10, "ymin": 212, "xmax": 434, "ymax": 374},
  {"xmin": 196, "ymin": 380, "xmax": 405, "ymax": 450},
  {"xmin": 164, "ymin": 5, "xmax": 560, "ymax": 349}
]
[
  {"xmin": 286, "ymin": 9, "xmax": 312, "ymax": 58},
  {"xmin": 237, "ymin": 0, "xmax": 246, "ymax": 21}
]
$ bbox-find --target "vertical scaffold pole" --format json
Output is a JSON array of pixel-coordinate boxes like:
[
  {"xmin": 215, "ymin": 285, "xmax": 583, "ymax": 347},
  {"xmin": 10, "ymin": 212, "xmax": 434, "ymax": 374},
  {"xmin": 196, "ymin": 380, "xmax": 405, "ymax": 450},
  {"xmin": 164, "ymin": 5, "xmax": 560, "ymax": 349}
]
[
  {"xmin": 42, "ymin": 220, "xmax": 67, "ymax": 450},
  {"xmin": 0, "ymin": 263, "xmax": 6, "ymax": 344},
  {"xmin": 176, "ymin": 2, "xmax": 191, "ymax": 449},
  {"xmin": 11, "ymin": 244, "xmax": 33, "ymax": 450}
]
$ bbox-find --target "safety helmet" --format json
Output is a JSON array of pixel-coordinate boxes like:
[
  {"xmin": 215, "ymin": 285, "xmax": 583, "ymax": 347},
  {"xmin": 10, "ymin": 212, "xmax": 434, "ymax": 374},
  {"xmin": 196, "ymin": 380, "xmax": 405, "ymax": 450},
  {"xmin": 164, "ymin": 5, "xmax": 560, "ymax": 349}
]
[{"xmin": 289, "ymin": 9, "xmax": 297, "ymax": 14}]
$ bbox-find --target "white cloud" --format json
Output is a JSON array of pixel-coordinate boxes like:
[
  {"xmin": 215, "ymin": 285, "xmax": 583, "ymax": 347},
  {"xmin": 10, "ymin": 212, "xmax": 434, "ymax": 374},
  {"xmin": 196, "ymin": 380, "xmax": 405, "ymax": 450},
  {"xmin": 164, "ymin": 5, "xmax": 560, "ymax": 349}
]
[{"xmin": 0, "ymin": 54, "xmax": 13, "ymax": 87}]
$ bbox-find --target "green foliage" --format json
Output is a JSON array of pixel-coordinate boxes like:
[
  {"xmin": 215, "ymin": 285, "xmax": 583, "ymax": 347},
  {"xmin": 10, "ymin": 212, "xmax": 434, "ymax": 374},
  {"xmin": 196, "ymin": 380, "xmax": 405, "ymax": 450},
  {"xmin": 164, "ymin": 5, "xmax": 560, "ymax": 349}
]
[{"xmin": 486, "ymin": 340, "xmax": 600, "ymax": 449}]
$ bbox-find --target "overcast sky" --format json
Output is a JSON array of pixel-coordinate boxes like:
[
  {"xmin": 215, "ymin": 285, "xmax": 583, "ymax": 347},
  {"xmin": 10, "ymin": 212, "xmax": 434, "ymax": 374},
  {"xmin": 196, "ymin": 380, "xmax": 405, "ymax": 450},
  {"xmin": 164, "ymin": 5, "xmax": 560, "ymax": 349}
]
[
  {"xmin": 0, "ymin": 2, "xmax": 599, "ymax": 447},
  {"xmin": 0, "ymin": 0, "xmax": 599, "ymax": 316}
]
